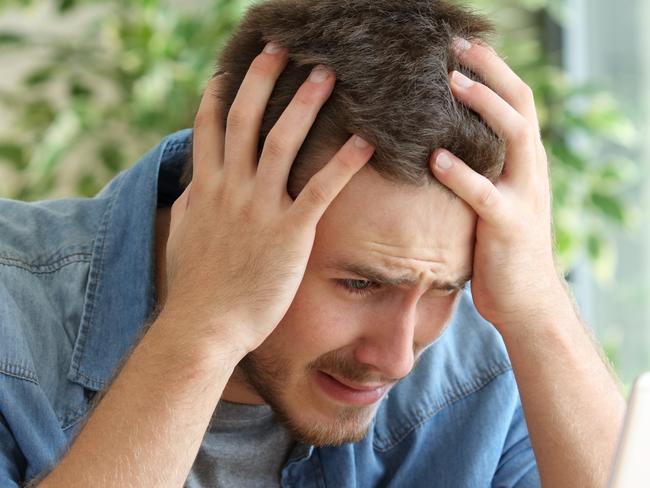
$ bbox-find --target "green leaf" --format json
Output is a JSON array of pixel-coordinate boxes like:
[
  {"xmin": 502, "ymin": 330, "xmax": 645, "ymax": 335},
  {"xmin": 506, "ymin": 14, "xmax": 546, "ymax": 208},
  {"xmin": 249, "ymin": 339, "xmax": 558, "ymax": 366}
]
[
  {"xmin": 99, "ymin": 143, "xmax": 123, "ymax": 173},
  {"xmin": 554, "ymin": 226, "xmax": 573, "ymax": 256},
  {"xmin": 587, "ymin": 233, "xmax": 601, "ymax": 260},
  {"xmin": 599, "ymin": 166, "xmax": 625, "ymax": 183},
  {"xmin": 590, "ymin": 191, "xmax": 626, "ymax": 223},
  {"xmin": 0, "ymin": 142, "xmax": 26, "ymax": 169},
  {"xmin": 70, "ymin": 80, "xmax": 93, "ymax": 99},
  {"xmin": 0, "ymin": 32, "xmax": 25, "ymax": 45},
  {"xmin": 75, "ymin": 173, "xmax": 101, "ymax": 197},
  {"xmin": 550, "ymin": 143, "xmax": 587, "ymax": 171},
  {"xmin": 19, "ymin": 99, "xmax": 57, "ymax": 131},
  {"xmin": 25, "ymin": 66, "xmax": 56, "ymax": 86},
  {"xmin": 57, "ymin": 0, "xmax": 79, "ymax": 13}
]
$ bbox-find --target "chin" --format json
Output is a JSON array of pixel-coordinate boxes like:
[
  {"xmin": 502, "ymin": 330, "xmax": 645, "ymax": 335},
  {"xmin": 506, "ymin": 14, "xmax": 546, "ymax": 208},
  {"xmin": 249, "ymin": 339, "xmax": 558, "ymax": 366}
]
[
  {"xmin": 269, "ymin": 384, "xmax": 382, "ymax": 446},
  {"xmin": 275, "ymin": 403, "xmax": 376, "ymax": 446}
]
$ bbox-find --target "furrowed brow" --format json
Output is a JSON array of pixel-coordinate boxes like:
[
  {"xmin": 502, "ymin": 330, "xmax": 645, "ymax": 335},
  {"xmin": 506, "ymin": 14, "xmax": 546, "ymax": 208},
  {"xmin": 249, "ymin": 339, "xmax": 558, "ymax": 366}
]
[{"xmin": 327, "ymin": 260, "xmax": 471, "ymax": 291}]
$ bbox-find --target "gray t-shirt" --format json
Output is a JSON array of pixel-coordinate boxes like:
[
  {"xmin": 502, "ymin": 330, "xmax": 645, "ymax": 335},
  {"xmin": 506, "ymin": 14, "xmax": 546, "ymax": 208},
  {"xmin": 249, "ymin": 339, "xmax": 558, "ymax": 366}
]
[{"xmin": 184, "ymin": 401, "xmax": 295, "ymax": 488}]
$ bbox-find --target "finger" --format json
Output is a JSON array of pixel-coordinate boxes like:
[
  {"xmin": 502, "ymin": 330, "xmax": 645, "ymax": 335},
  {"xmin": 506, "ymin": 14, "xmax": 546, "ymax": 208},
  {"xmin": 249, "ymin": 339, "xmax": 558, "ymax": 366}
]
[
  {"xmin": 452, "ymin": 38, "xmax": 538, "ymax": 131},
  {"xmin": 192, "ymin": 76, "xmax": 226, "ymax": 188},
  {"xmin": 535, "ymin": 137, "xmax": 552, "ymax": 199},
  {"xmin": 449, "ymin": 70, "xmax": 537, "ymax": 188},
  {"xmin": 290, "ymin": 135, "xmax": 374, "ymax": 226},
  {"xmin": 223, "ymin": 42, "xmax": 289, "ymax": 181},
  {"xmin": 255, "ymin": 65, "xmax": 335, "ymax": 204},
  {"xmin": 430, "ymin": 149, "xmax": 507, "ymax": 226}
]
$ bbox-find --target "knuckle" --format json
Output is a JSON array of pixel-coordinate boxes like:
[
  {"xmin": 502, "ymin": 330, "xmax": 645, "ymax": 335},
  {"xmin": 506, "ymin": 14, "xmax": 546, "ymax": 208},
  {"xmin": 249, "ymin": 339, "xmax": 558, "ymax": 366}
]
[
  {"xmin": 332, "ymin": 151, "xmax": 357, "ymax": 171},
  {"xmin": 473, "ymin": 39, "xmax": 492, "ymax": 52},
  {"xmin": 193, "ymin": 110, "xmax": 210, "ymax": 131},
  {"xmin": 263, "ymin": 133, "xmax": 289, "ymax": 160},
  {"xmin": 226, "ymin": 108, "xmax": 248, "ymax": 132},
  {"xmin": 517, "ymin": 83, "xmax": 534, "ymax": 103},
  {"xmin": 510, "ymin": 119, "xmax": 533, "ymax": 143},
  {"xmin": 294, "ymin": 83, "xmax": 324, "ymax": 106},
  {"xmin": 292, "ymin": 91, "xmax": 315, "ymax": 111},
  {"xmin": 477, "ymin": 184, "xmax": 497, "ymax": 209},
  {"xmin": 474, "ymin": 45, "xmax": 492, "ymax": 65},
  {"xmin": 305, "ymin": 178, "xmax": 330, "ymax": 206}
]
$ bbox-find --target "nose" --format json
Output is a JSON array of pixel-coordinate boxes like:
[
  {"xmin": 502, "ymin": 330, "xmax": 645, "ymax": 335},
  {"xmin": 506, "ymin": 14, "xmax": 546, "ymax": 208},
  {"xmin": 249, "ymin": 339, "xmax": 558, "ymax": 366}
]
[{"xmin": 354, "ymin": 304, "xmax": 417, "ymax": 381}]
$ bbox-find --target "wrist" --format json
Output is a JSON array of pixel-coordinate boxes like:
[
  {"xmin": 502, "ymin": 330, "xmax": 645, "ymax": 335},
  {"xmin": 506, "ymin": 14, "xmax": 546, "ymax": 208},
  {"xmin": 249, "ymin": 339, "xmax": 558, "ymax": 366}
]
[
  {"xmin": 493, "ymin": 277, "xmax": 578, "ymax": 340},
  {"xmin": 151, "ymin": 309, "xmax": 248, "ymax": 372}
]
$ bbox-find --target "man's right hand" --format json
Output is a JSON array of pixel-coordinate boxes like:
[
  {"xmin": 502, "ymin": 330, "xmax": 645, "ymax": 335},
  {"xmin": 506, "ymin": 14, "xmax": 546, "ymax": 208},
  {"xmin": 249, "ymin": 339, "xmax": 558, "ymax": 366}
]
[{"xmin": 160, "ymin": 42, "xmax": 375, "ymax": 357}]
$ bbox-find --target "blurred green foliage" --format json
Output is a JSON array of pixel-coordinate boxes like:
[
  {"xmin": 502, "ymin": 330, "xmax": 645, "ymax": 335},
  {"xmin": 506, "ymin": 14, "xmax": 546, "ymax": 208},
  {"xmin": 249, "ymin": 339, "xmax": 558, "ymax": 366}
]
[
  {"xmin": 0, "ymin": 0, "xmax": 249, "ymax": 199},
  {"xmin": 0, "ymin": 0, "xmax": 638, "ymax": 283}
]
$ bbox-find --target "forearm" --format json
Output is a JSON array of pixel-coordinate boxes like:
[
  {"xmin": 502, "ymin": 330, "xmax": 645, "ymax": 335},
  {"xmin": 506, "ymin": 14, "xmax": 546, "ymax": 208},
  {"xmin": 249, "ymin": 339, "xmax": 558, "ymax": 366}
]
[
  {"xmin": 35, "ymin": 312, "xmax": 243, "ymax": 488},
  {"xmin": 500, "ymin": 281, "xmax": 625, "ymax": 487}
]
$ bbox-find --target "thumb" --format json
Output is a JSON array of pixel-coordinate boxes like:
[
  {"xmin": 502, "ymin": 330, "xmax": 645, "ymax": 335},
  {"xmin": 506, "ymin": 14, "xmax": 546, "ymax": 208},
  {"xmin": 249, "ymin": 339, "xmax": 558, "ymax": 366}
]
[{"xmin": 169, "ymin": 182, "xmax": 192, "ymax": 236}]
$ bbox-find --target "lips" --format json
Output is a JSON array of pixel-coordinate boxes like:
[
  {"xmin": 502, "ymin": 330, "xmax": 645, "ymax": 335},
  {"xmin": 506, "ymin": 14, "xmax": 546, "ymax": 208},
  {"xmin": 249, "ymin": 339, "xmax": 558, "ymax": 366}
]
[
  {"xmin": 313, "ymin": 370, "xmax": 390, "ymax": 406},
  {"xmin": 325, "ymin": 372, "xmax": 389, "ymax": 392}
]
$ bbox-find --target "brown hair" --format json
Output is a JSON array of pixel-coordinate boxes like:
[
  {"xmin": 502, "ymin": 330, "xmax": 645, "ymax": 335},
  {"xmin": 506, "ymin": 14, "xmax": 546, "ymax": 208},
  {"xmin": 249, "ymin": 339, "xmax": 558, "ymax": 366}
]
[{"xmin": 180, "ymin": 0, "xmax": 505, "ymax": 196}]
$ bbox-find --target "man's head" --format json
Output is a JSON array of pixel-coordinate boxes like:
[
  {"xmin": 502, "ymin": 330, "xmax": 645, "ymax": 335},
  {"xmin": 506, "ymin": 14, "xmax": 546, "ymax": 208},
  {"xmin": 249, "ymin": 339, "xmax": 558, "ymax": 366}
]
[{"xmin": 190, "ymin": 0, "xmax": 505, "ymax": 446}]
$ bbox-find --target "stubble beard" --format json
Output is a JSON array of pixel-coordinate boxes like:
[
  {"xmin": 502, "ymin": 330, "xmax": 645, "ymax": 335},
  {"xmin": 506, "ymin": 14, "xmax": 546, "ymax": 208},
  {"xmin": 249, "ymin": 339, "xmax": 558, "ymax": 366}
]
[{"xmin": 238, "ymin": 348, "xmax": 380, "ymax": 446}]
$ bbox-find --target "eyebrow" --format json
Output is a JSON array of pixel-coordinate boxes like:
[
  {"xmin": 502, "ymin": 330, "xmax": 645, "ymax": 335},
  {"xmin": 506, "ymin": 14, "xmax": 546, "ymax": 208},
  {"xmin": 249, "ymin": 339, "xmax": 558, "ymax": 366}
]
[{"xmin": 326, "ymin": 260, "xmax": 472, "ymax": 291}]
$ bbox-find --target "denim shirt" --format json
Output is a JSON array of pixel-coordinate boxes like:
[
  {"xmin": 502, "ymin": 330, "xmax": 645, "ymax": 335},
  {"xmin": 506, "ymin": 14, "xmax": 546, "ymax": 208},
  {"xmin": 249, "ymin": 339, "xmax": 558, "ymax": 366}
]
[{"xmin": 0, "ymin": 129, "xmax": 540, "ymax": 487}]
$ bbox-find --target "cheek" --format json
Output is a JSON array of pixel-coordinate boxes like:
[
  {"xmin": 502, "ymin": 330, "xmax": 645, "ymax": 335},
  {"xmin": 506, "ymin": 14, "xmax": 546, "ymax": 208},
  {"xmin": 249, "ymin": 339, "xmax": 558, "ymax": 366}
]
[
  {"xmin": 271, "ymin": 277, "xmax": 363, "ymax": 357},
  {"xmin": 415, "ymin": 293, "xmax": 462, "ymax": 345}
]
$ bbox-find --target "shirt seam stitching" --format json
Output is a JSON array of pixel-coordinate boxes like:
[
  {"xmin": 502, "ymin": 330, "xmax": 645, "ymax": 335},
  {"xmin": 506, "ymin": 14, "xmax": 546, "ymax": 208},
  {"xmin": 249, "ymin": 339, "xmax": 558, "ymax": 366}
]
[
  {"xmin": 0, "ymin": 361, "xmax": 38, "ymax": 384},
  {"xmin": 0, "ymin": 253, "xmax": 92, "ymax": 274},
  {"xmin": 67, "ymin": 175, "xmax": 123, "ymax": 386}
]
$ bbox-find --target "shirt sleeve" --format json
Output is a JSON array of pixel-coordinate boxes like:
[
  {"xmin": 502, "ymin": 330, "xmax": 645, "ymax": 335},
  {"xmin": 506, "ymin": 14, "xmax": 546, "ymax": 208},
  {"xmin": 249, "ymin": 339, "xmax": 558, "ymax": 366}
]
[
  {"xmin": 491, "ymin": 401, "xmax": 541, "ymax": 488},
  {"xmin": 0, "ymin": 412, "xmax": 23, "ymax": 488}
]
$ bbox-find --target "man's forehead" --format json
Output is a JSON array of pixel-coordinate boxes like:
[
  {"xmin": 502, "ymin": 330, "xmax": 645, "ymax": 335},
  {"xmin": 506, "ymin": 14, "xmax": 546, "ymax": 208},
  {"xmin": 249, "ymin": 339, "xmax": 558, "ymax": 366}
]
[
  {"xmin": 323, "ymin": 165, "xmax": 470, "ymax": 228},
  {"xmin": 313, "ymin": 164, "xmax": 477, "ymax": 288}
]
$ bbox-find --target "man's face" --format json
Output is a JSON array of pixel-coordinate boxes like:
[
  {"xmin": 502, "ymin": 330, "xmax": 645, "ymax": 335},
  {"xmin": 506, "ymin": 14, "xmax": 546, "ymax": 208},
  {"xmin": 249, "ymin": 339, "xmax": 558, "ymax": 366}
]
[{"xmin": 223, "ymin": 165, "xmax": 477, "ymax": 446}]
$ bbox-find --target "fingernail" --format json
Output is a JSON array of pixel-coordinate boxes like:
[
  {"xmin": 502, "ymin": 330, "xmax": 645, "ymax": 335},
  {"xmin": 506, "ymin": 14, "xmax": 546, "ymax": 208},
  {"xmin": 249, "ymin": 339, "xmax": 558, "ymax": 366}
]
[
  {"xmin": 309, "ymin": 65, "xmax": 330, "ymax": 83},
  {"xmin": 354, "ymin": 135, "xmax": 370, "ymax": 149},
  {"xmin": 451, "ymin": 71, "xmax": 474, "ymax": 88},
  {"xmin": 435, "ymin": 151, "xmax": 453, "ymax": 170},
  {"xmin": 264, "ymin": 42, "xmax": 282, "ymax": 54},
  {"xmin": 452, "ymin": 37, "xmax": 472, "ymax": 54}
]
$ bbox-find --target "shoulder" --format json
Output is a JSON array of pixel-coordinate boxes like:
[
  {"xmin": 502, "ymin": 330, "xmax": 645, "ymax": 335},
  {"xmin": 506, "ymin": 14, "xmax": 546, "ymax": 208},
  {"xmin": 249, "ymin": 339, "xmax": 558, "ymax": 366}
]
[
  {"xmin": 0, "ymin": 130, "xmax": 193, "ymax": 482},
  {"xmin": 0, "ymin": 130, "xmax": 185, "ymax": 383},
  {"xmin": 372, "ymin": 288, "xmax": 515, "ymax": 449},
  {"xmin": 0, "ymin": 194, "xmax": 108, "ymax": 397},
  {"xmin": 0, "ymin": 197, "xmax": 104, "ymax": 266}
]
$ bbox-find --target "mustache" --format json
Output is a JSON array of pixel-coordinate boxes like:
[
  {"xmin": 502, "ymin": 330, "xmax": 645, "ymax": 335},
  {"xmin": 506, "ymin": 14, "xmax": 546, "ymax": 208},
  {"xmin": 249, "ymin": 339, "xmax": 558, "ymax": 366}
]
[{"xmin": 307, "ymin": 347, "xmax": 421, "ymax": 385}]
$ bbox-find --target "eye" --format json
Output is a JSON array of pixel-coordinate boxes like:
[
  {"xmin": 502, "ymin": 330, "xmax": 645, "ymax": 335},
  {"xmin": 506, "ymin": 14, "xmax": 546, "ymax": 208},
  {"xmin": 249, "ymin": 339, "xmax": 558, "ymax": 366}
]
[{"xmin": 336, "ymin": 279, "xmax": 380, "ymax": 296}]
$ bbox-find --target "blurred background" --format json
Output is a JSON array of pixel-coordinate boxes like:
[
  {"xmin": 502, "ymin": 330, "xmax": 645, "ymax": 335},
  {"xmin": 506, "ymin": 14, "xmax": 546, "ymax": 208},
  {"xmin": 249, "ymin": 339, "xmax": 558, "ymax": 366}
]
[{"xmin": 0, "ymin": 0, "xmax": 647, "ymax": 388}]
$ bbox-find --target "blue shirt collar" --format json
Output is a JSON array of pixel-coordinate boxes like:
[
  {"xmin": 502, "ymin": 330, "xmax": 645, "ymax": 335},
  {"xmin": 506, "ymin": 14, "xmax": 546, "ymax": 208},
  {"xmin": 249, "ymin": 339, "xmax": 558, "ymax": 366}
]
[{"xmin": 67, "ymin": 129, "xmax": 192, "ymax": 390}]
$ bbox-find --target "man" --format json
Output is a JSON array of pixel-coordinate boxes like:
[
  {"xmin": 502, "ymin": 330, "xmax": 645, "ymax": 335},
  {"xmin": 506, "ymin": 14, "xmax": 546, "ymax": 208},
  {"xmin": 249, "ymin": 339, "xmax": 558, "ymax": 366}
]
[{"xmin": 0, "ymin": 0, "xmax": 624, "ymax": 486}]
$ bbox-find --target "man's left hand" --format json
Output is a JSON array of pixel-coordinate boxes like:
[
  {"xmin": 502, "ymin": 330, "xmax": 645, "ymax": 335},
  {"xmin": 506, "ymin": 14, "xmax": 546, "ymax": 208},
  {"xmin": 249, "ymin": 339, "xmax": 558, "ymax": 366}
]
[{"xmin": 431, "ymin": 38, "xmax": 566, "ymax": 334}]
